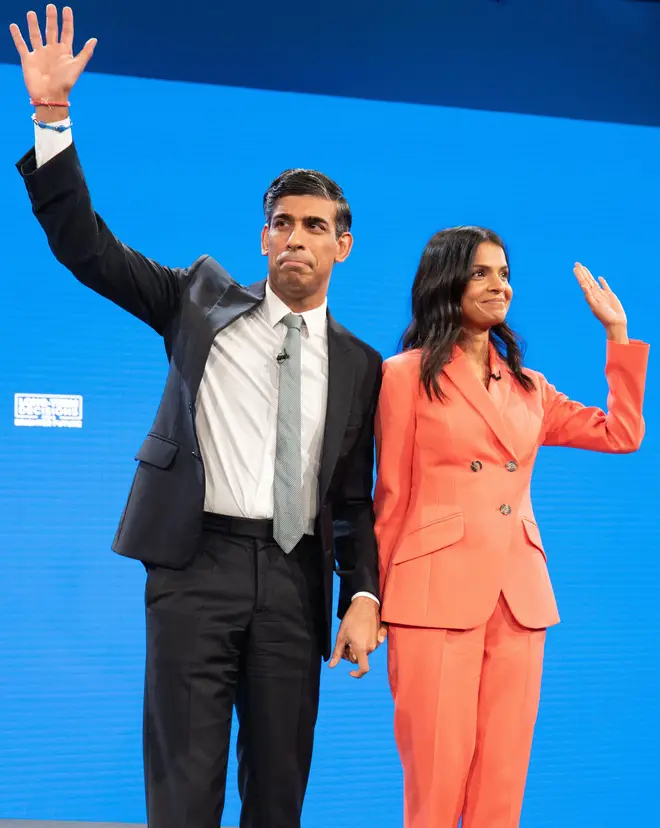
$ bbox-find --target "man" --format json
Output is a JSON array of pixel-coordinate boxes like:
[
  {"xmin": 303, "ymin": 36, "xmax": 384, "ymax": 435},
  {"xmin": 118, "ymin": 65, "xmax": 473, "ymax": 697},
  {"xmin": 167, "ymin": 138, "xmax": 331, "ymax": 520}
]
[{"xmin": 10, "ymin": 6, "xmax": 384, "ymax": 827}]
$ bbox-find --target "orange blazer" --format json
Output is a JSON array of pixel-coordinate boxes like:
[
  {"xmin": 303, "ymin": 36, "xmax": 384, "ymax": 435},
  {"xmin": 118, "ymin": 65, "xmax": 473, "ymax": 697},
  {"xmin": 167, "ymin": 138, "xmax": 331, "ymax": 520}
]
[{"xmin": 374, "ymin": 340, "xmax": 649, "ymax": 630}]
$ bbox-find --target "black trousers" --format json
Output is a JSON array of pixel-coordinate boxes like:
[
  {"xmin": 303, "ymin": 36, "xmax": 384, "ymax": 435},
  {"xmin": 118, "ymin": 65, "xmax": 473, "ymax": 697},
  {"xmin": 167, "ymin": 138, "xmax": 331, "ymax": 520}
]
[{"xmin": 143, "ymin": 514, "xmax": 324, "ymax": 828}]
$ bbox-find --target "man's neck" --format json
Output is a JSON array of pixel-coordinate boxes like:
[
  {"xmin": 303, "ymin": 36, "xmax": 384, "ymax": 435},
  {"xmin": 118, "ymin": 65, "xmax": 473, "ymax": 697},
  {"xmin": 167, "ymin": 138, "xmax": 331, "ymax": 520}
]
[{"xmin": 267, "ymin": 280, "xmax": 327, "ymax": 314}]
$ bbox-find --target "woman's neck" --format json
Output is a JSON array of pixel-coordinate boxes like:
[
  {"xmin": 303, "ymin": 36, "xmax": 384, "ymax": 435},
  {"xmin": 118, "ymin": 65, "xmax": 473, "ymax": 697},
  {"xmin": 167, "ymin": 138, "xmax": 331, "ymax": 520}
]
[
  {"xmin": 460, "ymin": 330, "xmax": 490, "ymax": 366},
  {"xmin": 460, "ymin": 330, "xmax": 492, "ymax": 387}
]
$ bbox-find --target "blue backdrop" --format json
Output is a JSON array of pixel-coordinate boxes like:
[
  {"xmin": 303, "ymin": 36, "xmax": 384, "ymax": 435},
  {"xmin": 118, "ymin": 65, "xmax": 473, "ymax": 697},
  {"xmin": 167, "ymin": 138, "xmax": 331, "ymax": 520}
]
[{"xmin": 1, "ymin": 61, "xmax": 659, "ymax": 826}]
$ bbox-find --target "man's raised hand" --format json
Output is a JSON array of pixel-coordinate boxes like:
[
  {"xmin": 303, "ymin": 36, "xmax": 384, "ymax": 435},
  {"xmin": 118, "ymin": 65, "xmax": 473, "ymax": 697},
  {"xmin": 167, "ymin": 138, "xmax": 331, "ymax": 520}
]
[{"xmin": 9, "ymin": 5, "xmax": 96, "ymax": 114}]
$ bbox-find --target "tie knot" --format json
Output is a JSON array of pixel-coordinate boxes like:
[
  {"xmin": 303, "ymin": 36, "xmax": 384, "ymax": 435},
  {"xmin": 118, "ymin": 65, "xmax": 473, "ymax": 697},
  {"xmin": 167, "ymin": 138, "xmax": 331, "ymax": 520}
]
[{"xmin": 282, "ymin": 313, "xmax": 303, "ymax": 332}]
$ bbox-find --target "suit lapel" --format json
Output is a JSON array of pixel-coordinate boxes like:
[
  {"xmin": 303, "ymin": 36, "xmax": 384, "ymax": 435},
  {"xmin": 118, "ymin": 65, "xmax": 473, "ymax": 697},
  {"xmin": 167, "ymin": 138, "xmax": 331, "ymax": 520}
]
[
  {"xmin": 188, "ymin": 279, "xmax": 265, "ymax": 395},
  {"xmin": 488, "ymin": 345, "xmax": 514, "ymax": 417},
  {"xmin": 443, "ymin": 345, "xmax": 519, "ymax": 461},
  {"xmin": 319, "ymin": 315, "xmax": 355, "ymax": 502}
]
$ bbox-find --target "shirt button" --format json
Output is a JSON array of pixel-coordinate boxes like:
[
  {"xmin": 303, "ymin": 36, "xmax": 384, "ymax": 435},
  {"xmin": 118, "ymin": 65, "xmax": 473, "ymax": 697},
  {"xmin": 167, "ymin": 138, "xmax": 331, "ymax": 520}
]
[
  {"xmin": 500, "ymin": 504, "xmax": 512, "ymax": 515},
  {"xmin": 471, "ymin": 460, "xmax": 483, "ymax": 472},
  {"xmin": 505, "ymin": 460, "xmax": 518, "ymax": 472}
]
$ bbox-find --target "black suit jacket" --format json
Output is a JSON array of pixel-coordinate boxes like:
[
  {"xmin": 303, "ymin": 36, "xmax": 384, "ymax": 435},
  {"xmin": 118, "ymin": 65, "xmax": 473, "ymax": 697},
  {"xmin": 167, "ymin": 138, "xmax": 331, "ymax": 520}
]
[{"xmin": 17, "ymin": 144, "xmax": 382, "ymax": 658}]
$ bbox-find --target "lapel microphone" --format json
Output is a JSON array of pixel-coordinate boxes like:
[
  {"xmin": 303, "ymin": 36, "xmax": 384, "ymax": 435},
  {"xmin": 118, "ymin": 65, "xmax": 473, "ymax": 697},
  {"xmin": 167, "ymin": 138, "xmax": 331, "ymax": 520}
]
[{"xmin": 276, "ymin": 349, "xmax": 290, "ymax": 364}]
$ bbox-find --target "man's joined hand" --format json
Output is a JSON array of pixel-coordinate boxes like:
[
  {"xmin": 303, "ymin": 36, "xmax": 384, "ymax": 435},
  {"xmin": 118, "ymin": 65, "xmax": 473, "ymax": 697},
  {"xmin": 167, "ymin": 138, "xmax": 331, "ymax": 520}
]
[{"xmin": 329, "ymin": 596, "xmax": 384, "ymax": 679}]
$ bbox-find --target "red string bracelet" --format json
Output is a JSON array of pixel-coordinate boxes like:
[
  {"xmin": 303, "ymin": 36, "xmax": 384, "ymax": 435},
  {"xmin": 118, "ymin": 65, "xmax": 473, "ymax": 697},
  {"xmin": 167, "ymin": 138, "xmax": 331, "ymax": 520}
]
[{"xmin": 30, "ymin": 98, "xmax": 70, "ymax": 108}]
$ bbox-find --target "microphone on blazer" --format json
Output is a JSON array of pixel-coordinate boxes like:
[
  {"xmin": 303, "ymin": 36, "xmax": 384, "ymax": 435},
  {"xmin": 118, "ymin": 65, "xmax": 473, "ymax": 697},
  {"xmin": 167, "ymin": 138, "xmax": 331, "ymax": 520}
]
[
  {"xmin": 276, "ymin": 349, "xmax": 290, "ymax": 364},
  {"xmin": 490, "ymin": 371, "xmax": 502, "ymax": 381}
]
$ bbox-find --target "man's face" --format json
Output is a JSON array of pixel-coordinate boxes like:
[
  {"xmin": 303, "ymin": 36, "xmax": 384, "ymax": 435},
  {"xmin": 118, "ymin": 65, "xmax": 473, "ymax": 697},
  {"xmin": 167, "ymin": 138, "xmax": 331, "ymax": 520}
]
[{"xmin": 261, "ymin": 195, "xmax": 353, "ymax": 309}]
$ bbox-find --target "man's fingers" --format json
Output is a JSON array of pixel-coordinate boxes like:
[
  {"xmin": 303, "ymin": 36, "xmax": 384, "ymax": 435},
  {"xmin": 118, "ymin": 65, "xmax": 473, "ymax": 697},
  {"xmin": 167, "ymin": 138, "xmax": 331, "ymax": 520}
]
[
  {"xmin": 60, "ymin": 6, "xmax": 74, "ymax": 48},
  {"xmin": 349, "ymin": 648, "xmax": 370, "ymax": 679},
  {"xmin": 45, "ymin": 4, "xmax": 58, "ymax": 45},
  {"xmin": 377, "ymin": 625, "xmax": 388, "ymax": 645},
  {"xmin": 9, "ymin": 24, "xmax": 30, "ymax": 59},
  {"xmin": 75, "ymin": 38, "xmax": 98, "ymax": 72},
  {"xmin": 329, "ymin": 629, "xmax": 348, "ymax": 667},
  {"xmin": 26, "ymin": 10, "xmax": 43, "ymax": 50}
]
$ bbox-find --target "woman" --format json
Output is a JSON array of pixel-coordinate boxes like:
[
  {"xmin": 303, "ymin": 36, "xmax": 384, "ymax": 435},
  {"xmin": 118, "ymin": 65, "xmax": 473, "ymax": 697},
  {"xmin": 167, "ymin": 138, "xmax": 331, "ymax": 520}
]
[{"xmin": 374, "ymin": 227, "xmax": 649, "ymax": 828}]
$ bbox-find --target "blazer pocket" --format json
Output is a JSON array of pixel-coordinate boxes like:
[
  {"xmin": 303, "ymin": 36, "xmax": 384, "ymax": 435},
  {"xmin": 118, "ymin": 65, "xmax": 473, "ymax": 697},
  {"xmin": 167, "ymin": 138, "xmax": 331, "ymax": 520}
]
[
  {"xmin": 135, "ymin": 433, "xmax": 180, "ymax": 470},
  {"xmin": 521, "ymin": 517, "xmax": 547, "ymax": 561},
  {"xmin": 394, "ymin": 512, "xmax": 464, "ymax": 565}
]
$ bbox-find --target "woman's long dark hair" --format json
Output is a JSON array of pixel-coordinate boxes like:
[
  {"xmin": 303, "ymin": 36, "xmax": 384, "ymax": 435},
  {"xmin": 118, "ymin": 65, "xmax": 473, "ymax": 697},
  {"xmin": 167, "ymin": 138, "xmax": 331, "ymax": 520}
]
[{"xmin": 401, "ymin": 226, "xmax": 535, "ymax": 401}]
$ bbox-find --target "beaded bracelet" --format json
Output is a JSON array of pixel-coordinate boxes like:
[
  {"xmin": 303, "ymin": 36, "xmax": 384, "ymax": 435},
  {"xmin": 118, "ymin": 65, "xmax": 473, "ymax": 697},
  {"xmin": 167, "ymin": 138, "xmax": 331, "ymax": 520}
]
[{"xmin": 31, "ymin": 113, "xmax": 72, "ymax": 133}]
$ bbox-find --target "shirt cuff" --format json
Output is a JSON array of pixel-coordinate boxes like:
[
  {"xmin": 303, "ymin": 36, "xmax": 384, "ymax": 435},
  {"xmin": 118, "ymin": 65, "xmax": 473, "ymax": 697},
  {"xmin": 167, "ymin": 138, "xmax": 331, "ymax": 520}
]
[
  {"xmin": 351, "ymin": 591, "xmax": 380, "ymax": 606},
  {"xmin": 34, "ymin": 116, "xmax": 73, "ymax": 169}
]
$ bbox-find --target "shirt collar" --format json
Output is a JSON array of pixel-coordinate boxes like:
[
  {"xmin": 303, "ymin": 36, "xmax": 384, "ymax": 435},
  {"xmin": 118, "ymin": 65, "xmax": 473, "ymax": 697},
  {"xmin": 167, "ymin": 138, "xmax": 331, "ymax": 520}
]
[{"xmin": 263, "ymin": 281, "xmax": 328, "ymax": 338}]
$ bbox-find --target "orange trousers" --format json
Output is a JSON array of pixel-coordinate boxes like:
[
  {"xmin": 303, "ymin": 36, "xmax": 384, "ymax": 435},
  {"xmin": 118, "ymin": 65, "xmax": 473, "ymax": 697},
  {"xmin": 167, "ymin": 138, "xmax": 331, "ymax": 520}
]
[{"xmin": 387, "ymin": 594, "xmax": 546, "ymax": 828}]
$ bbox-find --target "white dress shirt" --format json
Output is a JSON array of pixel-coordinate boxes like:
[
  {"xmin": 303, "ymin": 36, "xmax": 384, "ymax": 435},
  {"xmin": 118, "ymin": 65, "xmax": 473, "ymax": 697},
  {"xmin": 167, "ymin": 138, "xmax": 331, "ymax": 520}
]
[
  {"xmin": 196, "ymin": 282, "xmax": 328, "ymax": 531},
  {"xmin": 33, "ymin": 119, "xmax": 378, "ymax": 604},
  {"xmin": 34, "ymin": 115, "xmax": 73, "ymax": 167}
]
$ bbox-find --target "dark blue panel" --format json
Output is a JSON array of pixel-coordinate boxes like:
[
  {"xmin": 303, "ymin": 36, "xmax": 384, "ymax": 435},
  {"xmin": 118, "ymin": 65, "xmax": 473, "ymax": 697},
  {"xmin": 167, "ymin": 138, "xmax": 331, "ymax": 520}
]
[{"xmin": 2, "ymin": 0, "xmax": 660, "ymax": 125}]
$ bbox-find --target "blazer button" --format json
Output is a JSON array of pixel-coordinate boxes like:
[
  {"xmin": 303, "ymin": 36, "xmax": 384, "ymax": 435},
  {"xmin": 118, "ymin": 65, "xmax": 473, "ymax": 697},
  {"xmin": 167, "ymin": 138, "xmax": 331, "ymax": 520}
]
[
  {"xmin": 471, "ymin": 460, "xmax": 483, "ymax": 472},
  {"xmin": 505, "ymin": 460, "xmax": 518, "ymax": 472},
  {"xmin": 500, "ymin": 504, "xmax": 512, "ymax": 515}
]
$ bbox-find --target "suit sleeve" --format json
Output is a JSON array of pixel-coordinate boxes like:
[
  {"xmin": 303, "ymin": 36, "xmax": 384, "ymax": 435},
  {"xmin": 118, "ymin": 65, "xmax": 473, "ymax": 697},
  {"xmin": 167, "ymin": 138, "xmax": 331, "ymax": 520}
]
[
  {"xmin": 373, "ymin": 357, "xmax": 417, "ymax": 596},
  {"xmin": 16, "ymin": 143, "xmax": 197, "ymax": 335},
  {"xmin": 333, "ymin": 352, "xmax": 383, "ymax": 618},
  {"xmin": 541, "ymin": 339, "xmax": 649, "ymax": 452}
]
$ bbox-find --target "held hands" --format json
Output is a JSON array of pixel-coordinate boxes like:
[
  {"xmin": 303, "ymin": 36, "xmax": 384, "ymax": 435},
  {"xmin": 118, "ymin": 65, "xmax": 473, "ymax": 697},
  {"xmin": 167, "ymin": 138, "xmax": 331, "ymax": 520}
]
[
  {"xmin": 574, "ymin": 263, "xmax": 628, "ymax": 343},
  {"xmin": 9, "ymin": 5, "xmax": 96, "ymax": 108},
  {"xmin": 329, "ymin": 597, "xmax": 387, "ymax": 679}
]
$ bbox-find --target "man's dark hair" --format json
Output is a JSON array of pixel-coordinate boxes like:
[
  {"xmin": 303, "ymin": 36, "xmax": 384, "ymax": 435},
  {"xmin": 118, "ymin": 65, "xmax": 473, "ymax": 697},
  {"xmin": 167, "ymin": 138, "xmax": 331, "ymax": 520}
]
[{"xmin": 263, "ymin": 168, "xmax": 352, "ymax": 236}]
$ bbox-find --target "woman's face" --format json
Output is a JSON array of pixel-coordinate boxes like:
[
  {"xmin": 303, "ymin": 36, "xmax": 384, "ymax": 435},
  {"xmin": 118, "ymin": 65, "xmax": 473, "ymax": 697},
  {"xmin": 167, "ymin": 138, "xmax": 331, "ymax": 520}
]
[{"xmin": 461, "ymin": 241, "xmax": 513, "ymax": 331}]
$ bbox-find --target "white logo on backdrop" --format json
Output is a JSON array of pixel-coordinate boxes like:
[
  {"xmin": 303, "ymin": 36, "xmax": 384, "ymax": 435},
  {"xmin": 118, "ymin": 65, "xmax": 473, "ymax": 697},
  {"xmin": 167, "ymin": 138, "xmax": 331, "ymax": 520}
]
[{"xmin": 14, "ymin": 394, "xmax": 84, "ymax": 428}]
